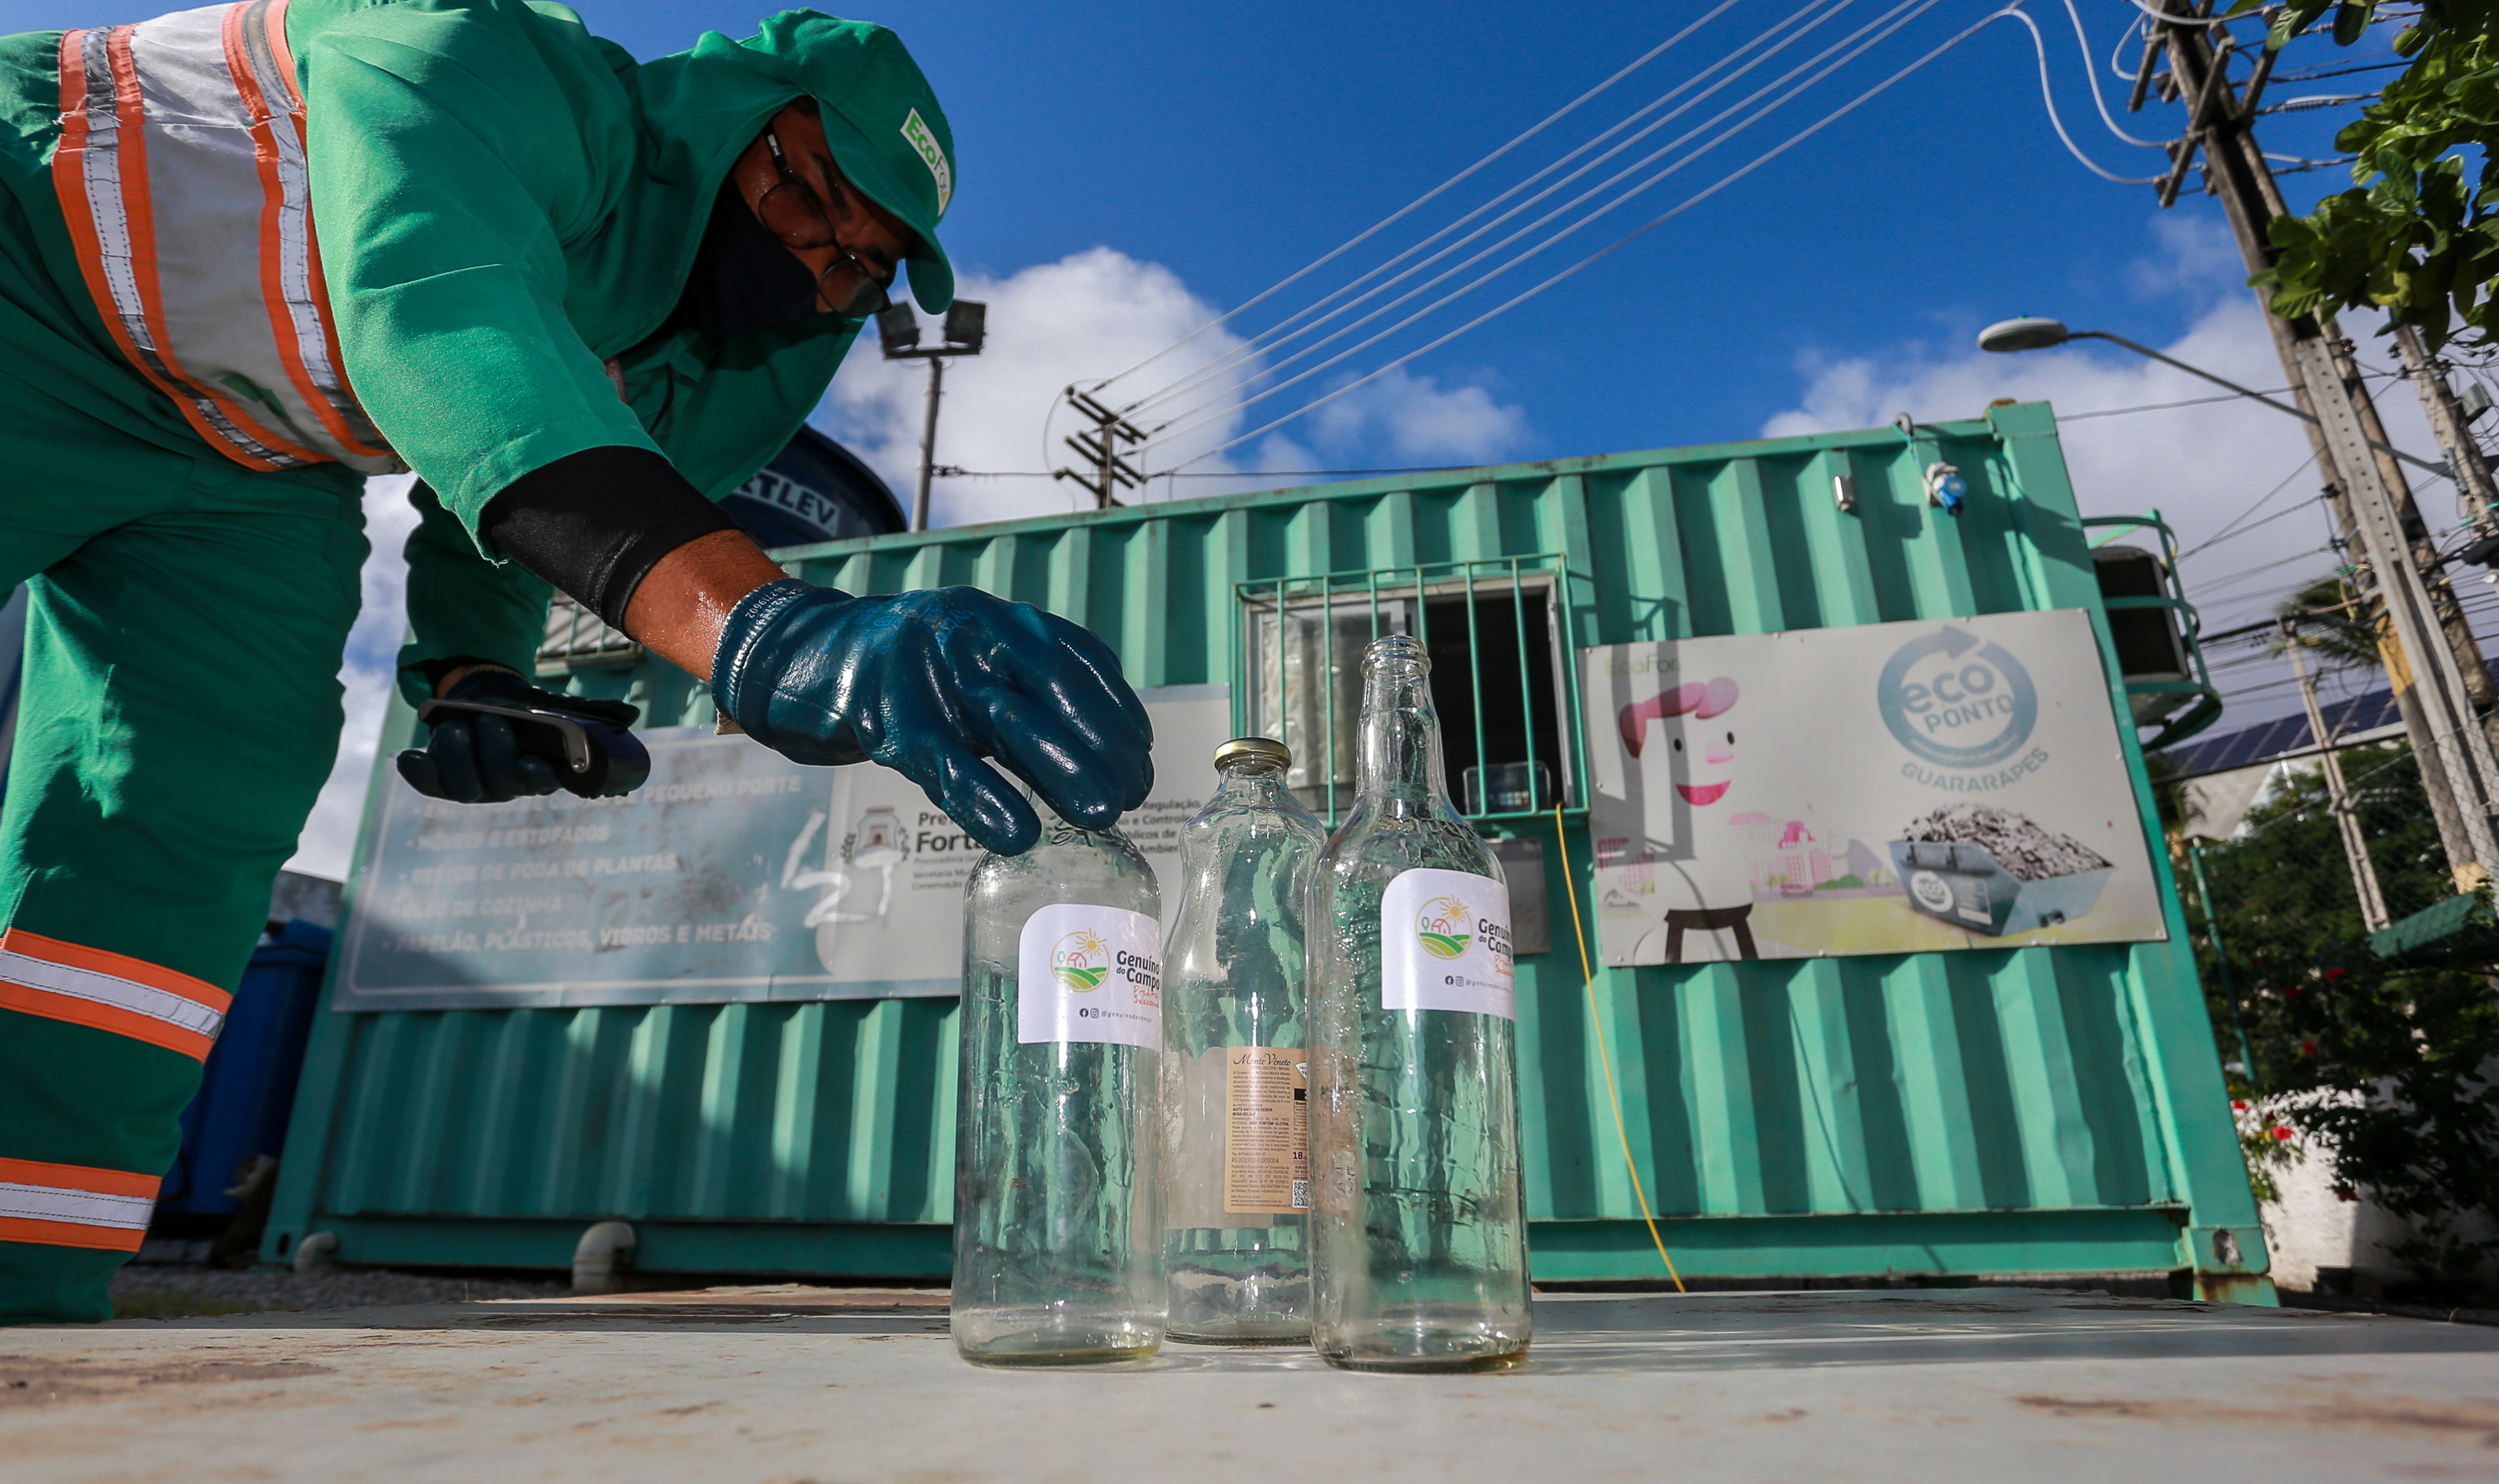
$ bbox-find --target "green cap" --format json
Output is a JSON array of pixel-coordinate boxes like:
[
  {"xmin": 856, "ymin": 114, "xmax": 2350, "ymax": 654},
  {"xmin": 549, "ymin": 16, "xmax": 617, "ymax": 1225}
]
[{"xmin": 747, "ymin": 11, "xmax": 958, "ymax": 313}]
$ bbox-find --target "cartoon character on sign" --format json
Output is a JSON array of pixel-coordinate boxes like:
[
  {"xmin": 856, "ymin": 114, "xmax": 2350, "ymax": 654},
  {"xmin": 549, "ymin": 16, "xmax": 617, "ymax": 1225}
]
[{"xmin": 1617, "ymin": 675, "xmax": 1757, "ymax": 962}]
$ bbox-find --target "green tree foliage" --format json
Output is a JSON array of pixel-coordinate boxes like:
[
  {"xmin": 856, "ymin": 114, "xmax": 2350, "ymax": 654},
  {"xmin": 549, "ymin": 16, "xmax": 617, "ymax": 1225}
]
[
  {"xmin": 2277, "ymin": 573, "xmax": 2382, "ymax": 673},
  {"xmin": 2187, "ymin": 742, "xmax": 2499, "ymax": 1292},
  {"xmin": 2244, "ymin": 2, "xmax": 2499, "ymax": 349}
]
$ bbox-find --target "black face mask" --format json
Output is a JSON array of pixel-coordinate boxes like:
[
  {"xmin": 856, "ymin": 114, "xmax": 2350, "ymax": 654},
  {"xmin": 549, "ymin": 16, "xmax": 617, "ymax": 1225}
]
[{"xmin": 677, "ymin": 180, "xmax": 824, "ymax": 341}]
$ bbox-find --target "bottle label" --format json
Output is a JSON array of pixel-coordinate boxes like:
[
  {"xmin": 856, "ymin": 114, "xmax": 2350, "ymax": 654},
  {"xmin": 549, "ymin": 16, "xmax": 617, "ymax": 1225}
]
[
  {"xmin": 1225, "ymin": 1046, "xmax": 1309, "ymax": 1215},
  {"xmin": 1379, "ymin": 868, "xmax": 1514, "ymax": 1019},
  {"xmin": 1017, "ymin": 904, "xmax": 1162, "ymax": 1049}
]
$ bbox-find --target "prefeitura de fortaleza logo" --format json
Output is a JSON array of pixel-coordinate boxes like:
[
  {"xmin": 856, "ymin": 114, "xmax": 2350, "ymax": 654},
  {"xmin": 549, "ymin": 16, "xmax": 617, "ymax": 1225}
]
[
  {"xmin": 1416, "ymin": 896, "xmax": 1474, "ymax": 960},
  {"xmin": 1050, "ymin": 929, "xmax": 1110, "ymax": 991}
]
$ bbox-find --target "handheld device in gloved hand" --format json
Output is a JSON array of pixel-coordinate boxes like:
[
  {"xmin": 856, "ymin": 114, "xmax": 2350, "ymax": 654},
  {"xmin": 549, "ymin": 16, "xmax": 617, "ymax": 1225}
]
[
  {"xmin": 712, "ymin": 580, "xmax": 1153, "ymax": 856},
  {"xmin": 400, "ymin": 665, "xmax": 651, "ymax": 802}
]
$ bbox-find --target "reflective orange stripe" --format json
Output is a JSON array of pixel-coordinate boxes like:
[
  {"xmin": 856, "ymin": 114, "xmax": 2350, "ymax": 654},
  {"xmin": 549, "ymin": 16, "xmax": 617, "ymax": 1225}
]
[
  {"xmin": 105, "ymin": 25, "xmax": 325, "ymax": 468},
  {"xmin": 222, "ymin": 0, "xmax": 390, "ymax": 461},
  {"xmin": 0, "ymin": 929, "xmax": 230, "ymax": 1061},
  {"xmin": 0, "ymin": 1158, "xmax": 155, "ymax": 1252},
  {"xmin": 51, "ymin": 4, "xmax": 398, "ymax": 475}
]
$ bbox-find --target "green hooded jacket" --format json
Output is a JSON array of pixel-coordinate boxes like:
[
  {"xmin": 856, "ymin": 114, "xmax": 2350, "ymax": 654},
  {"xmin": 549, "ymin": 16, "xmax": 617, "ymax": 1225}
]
[{"xmin": 0, "ymin": 1, "xmax": 955, "ymax": 694}]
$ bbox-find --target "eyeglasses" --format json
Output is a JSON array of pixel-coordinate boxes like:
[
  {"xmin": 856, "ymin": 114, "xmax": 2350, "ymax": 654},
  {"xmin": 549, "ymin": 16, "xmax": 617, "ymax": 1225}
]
[{"xmin": 757, "ymin": 128, "xmax": 893, "ymax": 319}]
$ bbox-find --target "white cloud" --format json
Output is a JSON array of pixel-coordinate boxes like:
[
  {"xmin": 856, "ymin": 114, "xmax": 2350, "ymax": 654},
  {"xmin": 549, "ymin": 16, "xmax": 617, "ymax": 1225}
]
[
  {"xmin": 1308, "ymin": 366, "xmax": 1528, "ymax": 464},
  {"xmin": 817, "ymin": 247, "xmax": 1529, "ymax": 520},
  {"xmin": 1760, "ymin": 291, "xmax": 2491, "ymax": 734},
  {"xmin": 283, "ymin": 474, "xmax": 416, "ymax": 884}
]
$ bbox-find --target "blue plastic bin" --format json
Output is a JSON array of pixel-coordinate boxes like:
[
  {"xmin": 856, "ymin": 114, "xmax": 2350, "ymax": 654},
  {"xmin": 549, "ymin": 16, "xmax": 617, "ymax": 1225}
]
[{"xmin": 157, "ymin": 919, "xmax": 332, "ymax": 1216}]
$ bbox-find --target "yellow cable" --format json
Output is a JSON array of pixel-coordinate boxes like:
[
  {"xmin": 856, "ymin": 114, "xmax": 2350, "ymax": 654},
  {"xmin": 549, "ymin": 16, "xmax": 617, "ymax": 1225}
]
[{"xmin": 1553, "ymin": 803, "xmax": 1683, "ymax": 1292}]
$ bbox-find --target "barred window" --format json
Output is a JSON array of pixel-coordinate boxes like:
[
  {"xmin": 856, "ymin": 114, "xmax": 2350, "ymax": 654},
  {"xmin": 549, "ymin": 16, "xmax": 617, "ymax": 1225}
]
[{"xmin": 1239, "ymin": 559, "xmax": 1579, "ymax": 822}]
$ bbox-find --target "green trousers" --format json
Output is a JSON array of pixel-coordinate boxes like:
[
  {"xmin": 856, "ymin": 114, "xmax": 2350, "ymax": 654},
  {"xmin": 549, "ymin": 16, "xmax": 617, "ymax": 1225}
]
[{"xmin": 0, "ymin": 187, "xmax": 367, "ymax": 1325}]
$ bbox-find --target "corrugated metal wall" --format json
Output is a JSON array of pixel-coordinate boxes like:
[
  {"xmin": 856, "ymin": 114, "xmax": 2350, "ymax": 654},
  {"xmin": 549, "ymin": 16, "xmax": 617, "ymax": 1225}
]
[{"xmin": 267, "ymin": 403, "xmax": 2268, "ymax": 1292}]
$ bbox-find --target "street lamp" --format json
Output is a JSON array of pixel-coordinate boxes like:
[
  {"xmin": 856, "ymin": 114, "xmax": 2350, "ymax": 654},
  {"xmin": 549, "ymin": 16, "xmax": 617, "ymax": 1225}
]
[
  {"xmin": 1976, "ymin": 316, "xmax": 2447, "ymax": 478},
  {"xmin": 878, "ymin": 299, "xmax": 987, "ymax": 532}
]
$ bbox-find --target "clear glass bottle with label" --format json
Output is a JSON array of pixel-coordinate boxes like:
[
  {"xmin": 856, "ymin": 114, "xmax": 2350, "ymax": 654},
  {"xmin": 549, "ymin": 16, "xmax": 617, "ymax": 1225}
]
[
  {"xmin": 1306, "ymin": 633, "xmax": 1532, "ymax": 1371},
  {"xmin": 1161, "ymin": 736, "xmax": 1326, "ymax": 1344},
  {"xmin": 953, "ymin": 790, "xmax": 1165, "ymax": 1365}
]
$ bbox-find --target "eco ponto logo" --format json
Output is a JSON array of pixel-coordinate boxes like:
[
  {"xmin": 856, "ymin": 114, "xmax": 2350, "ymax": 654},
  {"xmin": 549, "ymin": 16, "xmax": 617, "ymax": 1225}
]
[
  {"xmin": 1050, "ymin": 929, "xmax": 1110, "ymax": 991},
  {"xmin": 1416, "ymin": 896, "xmax": 1474, "ymax": 960},
  {"xmin": 1876, "ymin": 625, "xmax": 2039, "ymax": 768}
]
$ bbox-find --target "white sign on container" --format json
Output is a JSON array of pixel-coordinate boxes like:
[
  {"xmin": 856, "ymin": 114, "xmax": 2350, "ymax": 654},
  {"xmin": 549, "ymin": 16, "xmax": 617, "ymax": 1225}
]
[
  {"xmin": 1580, "ymin": 610, "xmax": 2167, "ymax": 965},
  {"xmin": 333, "ymin": 685, "xmax": 1231, "ymax": 1010}
]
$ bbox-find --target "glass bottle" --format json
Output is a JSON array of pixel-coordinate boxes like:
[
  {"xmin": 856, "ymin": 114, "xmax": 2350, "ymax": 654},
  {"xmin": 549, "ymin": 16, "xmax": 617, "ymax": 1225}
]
[
  {"xmin": 1161, "ymin": 737, "xmax": 1326, "ymax": 1344},
  {"xmin": 1306, "ymin": 633, "xmax": 1532, "ymax": 1371},
  {"xmin": 952, "ymin": 790, "xmax": 1165, "ymax": 1365}
]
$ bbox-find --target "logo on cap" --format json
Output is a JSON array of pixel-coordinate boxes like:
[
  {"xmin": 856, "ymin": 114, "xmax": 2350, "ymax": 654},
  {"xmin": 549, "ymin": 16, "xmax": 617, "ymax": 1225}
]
[{"xmin": 901, "ymin": 107, "xmax": 950, "ymax": 215}]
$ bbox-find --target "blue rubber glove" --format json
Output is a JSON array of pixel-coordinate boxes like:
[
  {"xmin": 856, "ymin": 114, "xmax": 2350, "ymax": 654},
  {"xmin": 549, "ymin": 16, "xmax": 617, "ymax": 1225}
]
[
  {"xmin": 397, "ymin": 666, "xmax": 646, "ymax": 803},
  {"xmin": 711, "ymin": 581, "xmax": 1154, "ymax": 855}
]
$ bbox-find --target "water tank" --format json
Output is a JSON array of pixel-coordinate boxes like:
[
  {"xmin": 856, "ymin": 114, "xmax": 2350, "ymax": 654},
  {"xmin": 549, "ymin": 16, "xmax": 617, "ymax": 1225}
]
[{"xmin": 716, "ymin": 426, "xmax": 906, "ymax": 548}]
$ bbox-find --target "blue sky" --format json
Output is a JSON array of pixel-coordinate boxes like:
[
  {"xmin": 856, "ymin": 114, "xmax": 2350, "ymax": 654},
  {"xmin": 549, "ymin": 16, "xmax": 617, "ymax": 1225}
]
[
  {"xmin": 0, "ymin": 0, "xmax": 2367, "ymax": 460},
  {"xmin": 0, "ymin": 0, "xmax": 2452, "ymax": 870}
]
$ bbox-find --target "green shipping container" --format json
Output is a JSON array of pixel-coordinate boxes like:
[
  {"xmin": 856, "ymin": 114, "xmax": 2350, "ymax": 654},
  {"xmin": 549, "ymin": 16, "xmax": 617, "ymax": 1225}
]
[{"xmin": 264, "ymin": 401, "xmax": 2272, "ymax": 1300}]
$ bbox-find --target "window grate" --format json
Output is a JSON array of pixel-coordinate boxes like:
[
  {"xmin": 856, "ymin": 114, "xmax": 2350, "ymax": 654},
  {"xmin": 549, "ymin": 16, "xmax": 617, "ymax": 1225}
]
[
  {"xmin": 536, "ymin": 594, "xmax": 643, "ymax": 675},
  {"xmin": 1235, "ymin": 555, "xmax": 1585, "ymax": 827}
]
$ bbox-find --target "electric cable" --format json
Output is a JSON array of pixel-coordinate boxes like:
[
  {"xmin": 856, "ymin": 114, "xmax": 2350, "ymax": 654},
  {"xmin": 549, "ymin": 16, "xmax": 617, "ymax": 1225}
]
[
  {"xmin": 1122, "ymin": 0, "xmax": 1903, "ymax": 427},
  {"xmin": 2047, "ymin": 0, "xmax": 2167, "ymax": 148},
  {"xmin": 1142, "ymin": 0, "xmax": 1957, "ymax": 465},
  {"xmin": 1999, "ymin": 7, "xmax": 2164, "ymax": 183},
  {"xmin": 1118, "ymin": 0, "xmax": 1871, "ymax": 424},
  {"xmin": 2259, "ymin": 93, "xmax": 2377, "ymax": 113},
  {"xmin": 1150, "ymin": 3, "xmax": 2074, "ymax": 471},
  {"xmin": 1553, "ymin": 804, "xmax": 1684, "ymax": 1292},
  {"xmin": 2177, "ymin": 453, "xmax": 2322, "ymax": 559},
  {"xmin": 1083, "ymin": 0, "xmax": 1753, "ymax": 398},
  {"xmin": 2181, "ymin": 495, "xmax": 2330, "ymax": 562},
  {"xmin": 2117, "ymin": 0, "xmax": 2233, "ymax": 28}
]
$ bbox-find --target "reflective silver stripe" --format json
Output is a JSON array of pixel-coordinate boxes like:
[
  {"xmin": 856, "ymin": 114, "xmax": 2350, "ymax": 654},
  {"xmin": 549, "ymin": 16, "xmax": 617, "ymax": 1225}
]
[
  {"xmin": 0, "ymin": 1180, "xmax": 154, "ymax": 1231},
  {"xmin": 66, "ymin": 18, "xmax": 308, "ymax": 469},
  {"xmin": 0, "ymin": 946, "xmax": 226, "ymax": 1040},
  {"xmin": 59, "ymin": 4, "xmax": 402, "ymax": 474},
  {"xmin": 232, "ymin": 0, "xmax": 393, "ymax": 461}
]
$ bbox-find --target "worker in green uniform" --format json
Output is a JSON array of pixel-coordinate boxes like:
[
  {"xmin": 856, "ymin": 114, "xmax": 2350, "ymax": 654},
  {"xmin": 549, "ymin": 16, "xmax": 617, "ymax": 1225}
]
[{"xmin": 0, "ymin": 0, "xmax": 1152, "ymax": 1325}]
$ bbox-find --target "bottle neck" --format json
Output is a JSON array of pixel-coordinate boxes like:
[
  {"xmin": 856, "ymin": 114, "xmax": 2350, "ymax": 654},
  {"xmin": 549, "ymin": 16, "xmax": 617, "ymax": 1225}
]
[
  {"xmin": 1215, "ymin": 757, "xmax": 1291, "ymax": 806},
  {"xmin": 1357, "ymin": 645, "xmax": 1451, "ymax": 808}
]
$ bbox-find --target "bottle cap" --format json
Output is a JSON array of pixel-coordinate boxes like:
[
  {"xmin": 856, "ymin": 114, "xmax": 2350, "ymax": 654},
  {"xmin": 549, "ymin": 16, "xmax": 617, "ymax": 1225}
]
[{"xmin": 1213, "ymin": 735, "xmax": 1292, "ymax": 770}]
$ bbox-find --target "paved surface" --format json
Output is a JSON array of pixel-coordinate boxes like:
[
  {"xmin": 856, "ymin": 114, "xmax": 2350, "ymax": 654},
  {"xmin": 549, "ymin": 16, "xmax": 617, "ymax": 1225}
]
[{"xmin": 5, "ymin": 1286, "xmax": 2497, "ymax": 1481}]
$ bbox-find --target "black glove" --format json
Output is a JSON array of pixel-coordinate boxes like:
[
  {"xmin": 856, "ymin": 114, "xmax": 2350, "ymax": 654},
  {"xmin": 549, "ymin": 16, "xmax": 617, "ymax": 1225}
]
[{"xmin": 398, "ymin": 666, "xmax": 648, "ymax": 803}]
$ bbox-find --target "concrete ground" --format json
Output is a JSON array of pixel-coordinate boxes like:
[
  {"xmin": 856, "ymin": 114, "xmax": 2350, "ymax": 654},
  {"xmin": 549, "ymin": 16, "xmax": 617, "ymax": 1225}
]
[{"xmin": 5, "ymin": 1285, "xmax": 2497, "ymax": 1481}]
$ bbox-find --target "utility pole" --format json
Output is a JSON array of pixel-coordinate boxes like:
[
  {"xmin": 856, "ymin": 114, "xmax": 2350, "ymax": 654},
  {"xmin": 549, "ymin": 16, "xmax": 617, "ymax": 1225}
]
[
  {"xmin": 875, "ymin": 300, "xmax": 986, "ymax": 532},
  {"xmin": 2140, "ymin": 4, "xmax": 2499, "ymax": 886},
  {"xmin": 2282, "ymin": 621, "xmax": 2390, "ymax": 930},
  {"xmin": 2393, "ymin": 323, "xmax": 2499, "ymax": 532},
  {"xmin": 1054, "ymin": 388, "xmax": 1145, "ymax": 509}
]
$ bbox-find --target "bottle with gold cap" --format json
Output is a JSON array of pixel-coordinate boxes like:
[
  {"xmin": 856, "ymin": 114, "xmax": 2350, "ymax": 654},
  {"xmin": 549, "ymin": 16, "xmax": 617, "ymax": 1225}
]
[{"xmin": 1160, "ymin": 736, "xmax": 1326, "ymax": 1343}]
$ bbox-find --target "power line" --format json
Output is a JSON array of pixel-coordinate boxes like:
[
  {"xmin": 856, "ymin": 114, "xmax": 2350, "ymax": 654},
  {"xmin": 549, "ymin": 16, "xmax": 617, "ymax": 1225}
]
[
  {"xmin": 1084, "ymin": 0, "xmax": 1752, "ymax": 398},
  {"xmin": 1116, "ymin": 0, "xmax": 1871, "ymax": 424},
  {"xmin": 2058, "ymin": 388, "xmax": 2292, "ymax": 419},
  {"xmin": 2175, "ymin": 453, "xmax": 2320, "ymax": 560},
  {"xmin": 1997, "ymin": 6, "xmax": 2161, "ymax": 183},
  {"xmin": 2045, "ymin": 0, "xmax": 2164, "ymax": 149},
  {"xmin": 1150, "ymin": 0, "xmax": 1984, "ymax": 470},
  {"xmin": 1130, "ymin": 0, "xmax": 1931, "ymax": 436}
]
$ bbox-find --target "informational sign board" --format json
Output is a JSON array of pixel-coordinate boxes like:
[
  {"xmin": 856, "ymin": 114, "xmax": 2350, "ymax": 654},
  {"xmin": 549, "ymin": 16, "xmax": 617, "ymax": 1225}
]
[
  {"xmin": 332, "ymin": 685, "xmax": 1231, "ymax": 1011},
  {"xmin": 1580, "ymin": 610, "xmax": 2166, "ymax": 965}
]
